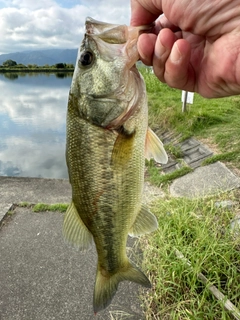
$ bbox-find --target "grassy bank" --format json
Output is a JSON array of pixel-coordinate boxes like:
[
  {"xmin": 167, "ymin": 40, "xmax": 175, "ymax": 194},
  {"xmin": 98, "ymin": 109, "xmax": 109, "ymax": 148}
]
[
  {"xmin": 138, "ymin": 68, "xmax": 240, "ymax": 319},
  {"xmin": 141, "ymin": 191, "xmax": 240, "ymax": 320},
  {"xmin": 140, "ymin": 68, "xmax": 240, "ymax": 170}
]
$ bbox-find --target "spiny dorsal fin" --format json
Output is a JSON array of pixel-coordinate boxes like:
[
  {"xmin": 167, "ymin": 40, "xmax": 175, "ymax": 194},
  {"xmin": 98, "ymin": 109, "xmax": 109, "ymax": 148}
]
[
  {"xmin": 128, "ymin": 204, "xmax": 158, "ymax": 237},
  {"xmin": 63, "ymin": 201, "xmax": 93, "ymax": 250},
  {"xmin": 145, "ymin": 127, "xmax": 168, "ymax": 164}
]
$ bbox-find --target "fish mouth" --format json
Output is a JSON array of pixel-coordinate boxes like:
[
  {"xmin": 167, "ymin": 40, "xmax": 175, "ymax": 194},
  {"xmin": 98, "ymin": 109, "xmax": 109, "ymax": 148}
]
[
  {"xmin": 85, "ymin": 17, "xmax": 153, "ymax": 68},
  {"xmin": 93, "ymin": 98, "xmax": 117, "ymax": 103}
]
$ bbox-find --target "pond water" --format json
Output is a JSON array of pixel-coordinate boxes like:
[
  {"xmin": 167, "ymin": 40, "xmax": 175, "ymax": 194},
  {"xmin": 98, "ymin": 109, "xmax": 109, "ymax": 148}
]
[{"xmin": 0, "ymin": 72, "xmax": 72, "ymax": 179}]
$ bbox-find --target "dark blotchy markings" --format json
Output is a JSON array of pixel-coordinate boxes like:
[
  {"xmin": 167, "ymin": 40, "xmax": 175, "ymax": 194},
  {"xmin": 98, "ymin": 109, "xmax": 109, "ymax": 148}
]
[{"xmin": 98, "ymin": 203, "xmax": 118, "ymax": 273}]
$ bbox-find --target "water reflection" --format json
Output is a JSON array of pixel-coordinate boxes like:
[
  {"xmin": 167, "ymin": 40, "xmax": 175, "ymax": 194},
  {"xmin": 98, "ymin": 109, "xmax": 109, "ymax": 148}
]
[
  {"xmin": 3, "ymin": 73, "xmax": 19, "ymax": 80},
  {"xmin": 0, "ymin": 73, "xmax": 72, "ymax": 179}
]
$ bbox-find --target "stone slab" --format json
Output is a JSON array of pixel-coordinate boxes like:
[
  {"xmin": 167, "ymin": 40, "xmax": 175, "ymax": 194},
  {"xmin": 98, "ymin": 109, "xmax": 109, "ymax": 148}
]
[
  {"xmin": 161, "ymin": 137, "xmax": 213, "ymax": 174},
  {"xmin": 177, "ymin": 137, "xmax": 200, "ymax": 152},
  {"xmin": 170, "ymin": 161, "xmax": 240, "ymax": 198}
]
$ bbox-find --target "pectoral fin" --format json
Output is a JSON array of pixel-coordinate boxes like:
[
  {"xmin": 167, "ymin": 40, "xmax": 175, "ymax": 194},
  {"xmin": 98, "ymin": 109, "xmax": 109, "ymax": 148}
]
[
  {"xmin": 111, "ymin": 131, "xmax": 135, "ymax": 169},
  {"xmin": 145, "ymin": 127, "xmax": 168, "ymax": 164},
  {"xmin": 63, "ymin": 201, "xmax": 93, "ymax": 250},
  {"xmin": 129, "ymin": 204, "xmax": 158, "ymax": 237}
]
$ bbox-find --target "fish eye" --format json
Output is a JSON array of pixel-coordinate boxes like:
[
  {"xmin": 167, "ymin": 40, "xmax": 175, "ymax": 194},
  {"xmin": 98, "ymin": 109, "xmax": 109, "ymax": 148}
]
[{"xmin": 79, "ymin": 51, "xmax": 94, "ymax": 67}]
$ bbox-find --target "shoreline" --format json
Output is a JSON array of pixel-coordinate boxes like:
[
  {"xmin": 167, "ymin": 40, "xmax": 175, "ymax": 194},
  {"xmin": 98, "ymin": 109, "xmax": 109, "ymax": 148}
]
[{"xmin": 0, "ymin": 68, "xmax": 74, "ymax": 73}]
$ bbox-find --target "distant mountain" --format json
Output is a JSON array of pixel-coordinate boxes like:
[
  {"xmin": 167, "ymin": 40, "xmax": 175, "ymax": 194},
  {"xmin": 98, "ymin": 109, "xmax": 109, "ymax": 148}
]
[{"xmin": 0, "ymin": 49, "xmax": 78, "ymax": 66}]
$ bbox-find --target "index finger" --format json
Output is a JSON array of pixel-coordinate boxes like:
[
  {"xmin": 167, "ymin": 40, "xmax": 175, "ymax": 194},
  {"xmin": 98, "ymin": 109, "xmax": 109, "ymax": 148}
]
[{"xmin": 130, "ymin": 0, "xmax": 163, "ymax": 26}]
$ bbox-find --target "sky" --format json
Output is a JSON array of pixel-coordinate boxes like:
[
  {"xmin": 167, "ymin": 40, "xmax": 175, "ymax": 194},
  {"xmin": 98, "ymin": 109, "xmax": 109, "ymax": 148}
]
[{"xmin": 0, "ymin": 0, "xmax": 131, "ymax": 54}]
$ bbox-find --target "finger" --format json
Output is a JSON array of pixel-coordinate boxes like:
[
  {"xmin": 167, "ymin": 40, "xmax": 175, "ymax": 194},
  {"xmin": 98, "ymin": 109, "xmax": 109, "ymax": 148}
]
[
  {"xmin": 156, "ymin": 15, "xmax": 180, "ymax": 32},
  {"xmin": 164, "ymin": 39, "xmax": 194, "ymax": 91},
  {"xmin": 138, "ymin": 33, "xmax": 157, "ymax": 65},
  {"xmin": 130, "ymin": 0, "xmax": 162, "ymax": 26},
  {"xmin": 152, "ymin": 28, "xmax": 177, "ymax": 82}
]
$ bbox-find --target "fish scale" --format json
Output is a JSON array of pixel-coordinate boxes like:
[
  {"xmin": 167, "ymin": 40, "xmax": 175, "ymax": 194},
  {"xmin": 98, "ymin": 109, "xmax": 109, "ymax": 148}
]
[{"xmin": 63, "ymin": 17, "xmax": 168, "ymax": 313}]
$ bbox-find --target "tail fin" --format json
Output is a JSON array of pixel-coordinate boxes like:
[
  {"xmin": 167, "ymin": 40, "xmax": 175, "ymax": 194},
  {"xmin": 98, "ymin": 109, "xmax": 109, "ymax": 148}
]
[{"xmin": 93, "ymin": 260, "xmax": 151, "ymax": 313}]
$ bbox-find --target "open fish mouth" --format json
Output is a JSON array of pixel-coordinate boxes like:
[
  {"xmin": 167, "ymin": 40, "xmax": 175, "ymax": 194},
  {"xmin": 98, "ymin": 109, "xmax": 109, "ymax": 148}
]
[
  {"xmin": 85, "ymin": 16, "xmax": 154, "ymax": 41},
  {"xmin": 92, "ymin": 98, "xmax": 117, "ymax": 103}
]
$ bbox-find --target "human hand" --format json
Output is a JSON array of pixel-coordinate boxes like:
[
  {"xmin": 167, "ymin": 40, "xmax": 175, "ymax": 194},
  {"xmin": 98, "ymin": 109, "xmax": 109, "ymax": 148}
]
[{"xmin": 131, "ymin": 0, "xmax": 240, "ymax": 98}]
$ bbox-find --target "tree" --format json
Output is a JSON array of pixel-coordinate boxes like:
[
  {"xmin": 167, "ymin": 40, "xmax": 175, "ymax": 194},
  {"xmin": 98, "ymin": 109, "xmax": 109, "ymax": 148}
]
[
  {"xmin": 66, "ymin": 63, "xmax": 74, "ymax": 69},
  {"xmin": 3, "ymin": 59, "xmax": 17, "ymax": 67},
  {"xmin": 55, "ymin": 63, "xmax": 66, "ymax": 69},
  {"xmin": 16, "ymin": 63, "xmax": 26, "ymax": 68}
]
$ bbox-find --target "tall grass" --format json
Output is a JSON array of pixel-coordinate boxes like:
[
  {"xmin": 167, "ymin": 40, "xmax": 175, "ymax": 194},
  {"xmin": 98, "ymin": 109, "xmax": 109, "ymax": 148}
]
[{"xmin": 141, "ymin": 193, "xmax": 240, "ymax": 319}]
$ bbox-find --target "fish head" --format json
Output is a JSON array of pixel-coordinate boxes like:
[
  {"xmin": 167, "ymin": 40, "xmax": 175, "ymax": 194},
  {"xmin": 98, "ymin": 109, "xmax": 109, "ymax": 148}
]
[{"xmin": 70, "ymin": 17, "xmax": 150, "ymax": 128}]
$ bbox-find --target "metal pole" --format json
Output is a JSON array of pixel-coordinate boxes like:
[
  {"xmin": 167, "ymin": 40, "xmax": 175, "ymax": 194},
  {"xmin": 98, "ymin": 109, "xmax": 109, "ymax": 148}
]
[{"xmin": 182, "ymin": 91, "xmax": 188, "ymax": 112}]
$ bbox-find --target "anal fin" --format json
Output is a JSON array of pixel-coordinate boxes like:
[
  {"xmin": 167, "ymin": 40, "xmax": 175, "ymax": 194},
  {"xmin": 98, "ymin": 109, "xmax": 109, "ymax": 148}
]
[
  {"xmin": 63, "ymin": 201, "xmax": 93, "ymax": 250},
  {"xmin": 129, "ymin": 204, "xmax": 158, "ymax": 237}
]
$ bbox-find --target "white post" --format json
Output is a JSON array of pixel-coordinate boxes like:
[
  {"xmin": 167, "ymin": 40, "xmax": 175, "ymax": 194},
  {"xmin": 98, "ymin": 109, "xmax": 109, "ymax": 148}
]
[{"xmin": 181, "ymin": 91, "xmax": 194, "ymax": 112}]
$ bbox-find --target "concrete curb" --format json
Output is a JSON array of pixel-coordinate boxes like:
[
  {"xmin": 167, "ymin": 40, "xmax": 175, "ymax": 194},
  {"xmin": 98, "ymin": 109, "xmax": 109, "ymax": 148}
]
[
  {"xmin": 170, "ymin": 161, "xmax": 240, "ymax": 198},
  {"xmin": 0, "ymin": 203, "xmax": 13, "ymax": 223}
]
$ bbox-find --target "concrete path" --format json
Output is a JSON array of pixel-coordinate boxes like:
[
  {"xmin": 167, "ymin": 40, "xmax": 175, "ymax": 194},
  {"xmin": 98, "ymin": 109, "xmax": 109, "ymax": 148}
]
[
  {"xmin": 0, "ymin": 176, "xmax": 71, "ymax": 222},
  {"xmin": 0, "ymin": 206, "xmax": 144, "ymax": 320},
  {"xmin": 0, "ymin": 177, "xmax": 164, "ymax": 320}
]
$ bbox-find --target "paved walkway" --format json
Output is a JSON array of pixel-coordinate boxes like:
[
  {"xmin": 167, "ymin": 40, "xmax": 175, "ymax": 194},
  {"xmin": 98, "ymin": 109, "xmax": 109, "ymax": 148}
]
[
  {"xmin": 0, "ymin": 177, "xmax": 164, "ymax": 320},
  {"xmin": 0, "ymin": 158, "xmax": 239, "ymax": 319},
  {"xmin": 0, "ymin": 206, "xmax": 143, "ymax": 320}
]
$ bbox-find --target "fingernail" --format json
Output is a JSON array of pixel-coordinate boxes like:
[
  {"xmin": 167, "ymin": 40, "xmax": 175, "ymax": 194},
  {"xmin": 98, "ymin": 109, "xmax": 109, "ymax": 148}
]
[
  {"xmin": 170, "ymin": 42, "xmax": 182, "ymax": 63},
  {"xmin": 155, "ymin": 40, "xmax": 166, "ymax": 60}
]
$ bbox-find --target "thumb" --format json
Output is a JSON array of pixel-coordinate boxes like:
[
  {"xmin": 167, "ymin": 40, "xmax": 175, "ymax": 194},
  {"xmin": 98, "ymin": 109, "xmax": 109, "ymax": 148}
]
[{"xmin": 130, "ymin": 0, "xmax": 162, "ymax": 26}]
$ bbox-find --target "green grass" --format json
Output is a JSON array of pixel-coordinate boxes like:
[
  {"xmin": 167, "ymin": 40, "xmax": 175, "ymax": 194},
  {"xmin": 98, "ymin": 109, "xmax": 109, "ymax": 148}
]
[
  {"xmin": 18, "ymin": 202, "xmax": 31, "ymax": 207},
  {"xmin": 141, "ymin": 192, "xmax": 240, "ymax": 320},
  {"xmin": 18, "ymin": 202, "xmax": 69, "ymax": 212},
  {"xmin": 202, "ymin": 151, "xmax": 240, "ymax": 166},
  {"xmin": 140, "ymin": 67, "xmax": 240, "ymax": 169},
  {"xmin": 146, "ymin": 160, "xmax": 193, "ymax": 186},
  {"xmin": 32, "ymin": 203, "xmax": 69, "ymax": 213},
  {"xmin": 165, "ymin": 144, "xmax": 184, "ymax": 159},
  {"xmin": 7, "ymin": 210, "xmax": 15, "ymax": 216}
]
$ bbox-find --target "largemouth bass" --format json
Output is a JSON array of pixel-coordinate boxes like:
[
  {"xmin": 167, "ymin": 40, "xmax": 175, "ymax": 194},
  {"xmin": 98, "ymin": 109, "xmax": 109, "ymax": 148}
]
[{"xmin": 63, "ymin": 17, "xmax": 168, "ymax": 313}]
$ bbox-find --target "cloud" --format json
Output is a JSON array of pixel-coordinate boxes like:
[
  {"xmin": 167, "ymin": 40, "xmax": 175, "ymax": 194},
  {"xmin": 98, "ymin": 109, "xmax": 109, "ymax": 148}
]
[
  {"xmin": 0, "ymin": 80, "xmax": 68, "ymax": 130},
  {"xmin": 0, "ymin": 136, "xmax": 68, "ymax": 178},
  {"xmin": 0, "ymin": 0, "xmax": 131, "ymax": 54},
  {"xmin": 0, "ymin": 73, "xmax": 70, "ymax": 178},
  {"xmin": 11, "ymin": 0, "xmax": 56, "ymax": 9}
]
